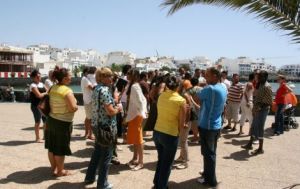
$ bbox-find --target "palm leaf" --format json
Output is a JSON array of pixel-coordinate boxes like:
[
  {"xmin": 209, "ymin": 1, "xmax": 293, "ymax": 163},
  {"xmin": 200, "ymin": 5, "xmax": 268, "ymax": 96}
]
[{"xmin": 161, "ymin": 0, "xmax": 300, "ymax": 43}]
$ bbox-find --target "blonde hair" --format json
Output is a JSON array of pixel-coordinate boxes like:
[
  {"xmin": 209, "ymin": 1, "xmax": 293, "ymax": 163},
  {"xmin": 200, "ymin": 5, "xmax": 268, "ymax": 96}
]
[{"xmin": 95, "ymin": 67, "xmax": 113, "ymax": 83}]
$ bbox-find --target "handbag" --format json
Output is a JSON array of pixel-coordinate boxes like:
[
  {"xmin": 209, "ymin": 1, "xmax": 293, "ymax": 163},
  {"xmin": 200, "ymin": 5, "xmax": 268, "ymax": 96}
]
[
  {"xmin": 96, "ymin": 125, "xmax": 117, "ymax": 147},
  {"xmin": 95, "ymin": 87, "xmax": 117, "ymax": 147},
  {"xmin": 38, "ymin": 87, "xmax": 52, "ymax": 116}
]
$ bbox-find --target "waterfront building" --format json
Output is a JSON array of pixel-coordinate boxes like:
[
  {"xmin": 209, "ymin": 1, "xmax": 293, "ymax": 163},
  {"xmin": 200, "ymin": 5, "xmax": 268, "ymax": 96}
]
[
  {"xmin": 105, "ymin": 51, "xmax": 136, "ymax": 66},
  {"xmin": 0, "ymin": 44, "xmax": 33, "ymax": 78},
  {"xmin": 216, "ymin": 57, "xmax": 276, "ymax": 76},
  {"xmin": 279, "ymin": 64, "xmax": 300, "ymax": 76}
]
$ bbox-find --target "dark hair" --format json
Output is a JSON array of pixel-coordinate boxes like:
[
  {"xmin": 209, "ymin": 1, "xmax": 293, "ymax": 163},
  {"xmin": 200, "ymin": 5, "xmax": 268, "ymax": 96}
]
[
  {"xmin": 122, "ymin": 64, "xmax": 132, "ymax": 75},
  {"xmin": 140, "ymin": 71, "xmax": 147, "ymax": 80},
  {"xmin": 207, "ymin": 67, "xmax": 221, "ymax": 80},
  {"xmin": 126, "ymin": 69, "xmax": 140, "ymax": 96},
  {"xmin": 53, "ymin": 68, "xmax": 69, "ymax": 83},
  {"xmin": 249, "ymin": 73, "xmax": 255, "ymax": 81},
  {"xmin": 165, "ymin": 76, "xmax": 179, "ymax": 91},
  {"xmin": 82, "ymin": 67, "xmax": 89, "ymax": 75},
  {"xmin": 184, "ymin": 72, "xmax": 192, "ymax": 80},
  {"xmin": 232, "ymin": 73, "xmax": 239, "ymax": 77},
  {"xmin": 257, "ymin": 70, "xmax": 268, "ymax": 88},
  {"xmin": 190, "ymin": 77, "xmax": 199, "ymax": 86},
  {"xmin": 30, "ymin": 69, "xmax": 40, "ymax": 78},
  {"xmin": 88, "ymin": 66, "xmax": 96, "ymax": 74},
  {"xmin": 221, "ymin": 70, "xmax": 228, "ymax": 75}
]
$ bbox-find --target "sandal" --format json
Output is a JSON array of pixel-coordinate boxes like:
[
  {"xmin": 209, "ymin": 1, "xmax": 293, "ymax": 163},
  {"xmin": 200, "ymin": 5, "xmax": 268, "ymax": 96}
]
[
  {"xmin": 126, "ymin": 160, "xmax": 138, "ymax": 168},
  {"xmin": 55, "ymin": 170, "xmax": 72, "ymax": 177},
  {"xmin": 132, "ymin": 164, "xmax": 143, "ymax": 171}
]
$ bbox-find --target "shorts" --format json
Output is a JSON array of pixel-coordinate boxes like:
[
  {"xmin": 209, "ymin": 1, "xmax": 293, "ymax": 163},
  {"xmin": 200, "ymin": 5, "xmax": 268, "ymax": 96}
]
[
  {"xmin": 31, "ymin": 104, "xmax": 46, "ymax": 124},
  {"xmin": 84, "ymin": 103, "xmax": 92, "ymax": 119},
  {"xmin": 226, "ymin": 101, "xmax": 240, "ymax": 122}
]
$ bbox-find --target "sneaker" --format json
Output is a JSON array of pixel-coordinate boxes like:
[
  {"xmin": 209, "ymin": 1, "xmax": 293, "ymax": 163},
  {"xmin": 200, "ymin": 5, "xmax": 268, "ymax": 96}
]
[
  {"xmin": 176, "ymin": 163, "xmax": 188, "ymax": 169},
  {"xmin": 104, "ymin": 183, "xmax": 113, "ymax": 189},
  {"xmin": 84, "ymin": 180, "xmax": 95, "ymax": 185},
  {"xmin": 241, "ymin": 144, "xmax": 253, "ymax": 150},
  {"xmin": 251, "ymin": 149, "xmax": 264, "ymax": 155},
  {"xmin": 253, "ymin": 140, "xmax": 259, "ymax": 144},
  {"xmin": 197, "ymin": 177, "xmax": 206, "ymax": 184}
]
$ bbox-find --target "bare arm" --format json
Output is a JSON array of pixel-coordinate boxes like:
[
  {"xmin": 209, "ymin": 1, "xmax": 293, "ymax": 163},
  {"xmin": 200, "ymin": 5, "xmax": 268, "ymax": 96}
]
[
  {"xmin": 178, "ymin": 102, "xmax": 187, "ymax": 132},
  {"xmin": 32, "ymin": 87, "xmax": 46, "ymax": 99},
  {"xmin": 104, "ymin": 103, "xmax": 121, "ymax": 116},
  {"xmin": 65, "ymin": 92, "xmax": 78, "ymax": 112}
]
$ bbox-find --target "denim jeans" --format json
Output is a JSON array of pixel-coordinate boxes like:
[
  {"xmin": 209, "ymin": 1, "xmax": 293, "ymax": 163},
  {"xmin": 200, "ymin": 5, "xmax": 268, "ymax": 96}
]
[
  {"xmin": 251, "ymin": 107, "xmax": 270, "ymax": 139},
  {"xmin": 153, "ymin": 130, "xmax": 178, "ymax": 189},
  {"xmin": 85, "ymin": 143, "xmax": 113, "ymax": 189},
  {"xmin": 275, "ymin": 104, "xmax": 285, "ymax": 134},
  {"xmin": 199, "ymin": 128, "xmax": 220, "ymax": 187}
]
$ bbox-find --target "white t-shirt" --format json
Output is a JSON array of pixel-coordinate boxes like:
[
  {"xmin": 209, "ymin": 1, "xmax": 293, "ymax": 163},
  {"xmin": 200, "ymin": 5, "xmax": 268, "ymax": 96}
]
[
  {"xmin": 81, "ymin": 76, "xmax": 93, "ymax": 104},
  {"xmin": 30, "ymin": 82, "xmax": 45, "ymax": 92},
  {"xmin": 222, "ymin": 79, "xmax": 231, "ymax": 89},
  {"xmin": 44, "ymin": 79, "xmax": 53, "ymax": 90}
]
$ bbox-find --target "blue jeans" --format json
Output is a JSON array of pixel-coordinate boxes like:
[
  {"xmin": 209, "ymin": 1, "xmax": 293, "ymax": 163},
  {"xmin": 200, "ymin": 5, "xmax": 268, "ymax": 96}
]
[
  {"xmin": 275, "ymin": 104, "xmax": 285, "ymax": 134},
  {"xmin": 153, "ymin": 130, "xmax": 178, "ymax": 189},
  {"xmin": 85, "ymin": 143, "xmax": 113, "ymax": 189},
  {"xmin": 199, "ymin": 128, "xmax": 220, "ymax": 187},
  {"xmin": 251, "ymin": 107, "xmax": 269, "ymax": 139}
]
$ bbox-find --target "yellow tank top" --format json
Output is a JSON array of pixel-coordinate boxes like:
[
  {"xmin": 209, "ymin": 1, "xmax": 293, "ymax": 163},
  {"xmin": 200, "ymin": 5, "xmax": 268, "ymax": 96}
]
[
  {"xmin": 155, "ymin": 90, "xmax": 186, "ymax": 136},
  {"xmin": 49, "ymin": 85, "xmax": 75, "ymax": 122}
]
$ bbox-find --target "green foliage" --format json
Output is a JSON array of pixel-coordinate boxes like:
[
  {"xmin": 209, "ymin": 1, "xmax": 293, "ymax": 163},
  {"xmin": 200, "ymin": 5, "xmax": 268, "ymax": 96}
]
[
  {"xmin": 162, "ymin": 0, "xmax": 300, "ymax": 43},
  {"xmin": 111, "ymin": 63, "xmax": 124, "ymax": 72}
]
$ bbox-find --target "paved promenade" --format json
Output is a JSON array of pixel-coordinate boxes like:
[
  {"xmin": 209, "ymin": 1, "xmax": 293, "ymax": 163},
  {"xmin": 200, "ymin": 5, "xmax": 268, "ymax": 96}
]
[{"xmin": 0, "ymin": 103, "xmax": 299, "ymax": 189}]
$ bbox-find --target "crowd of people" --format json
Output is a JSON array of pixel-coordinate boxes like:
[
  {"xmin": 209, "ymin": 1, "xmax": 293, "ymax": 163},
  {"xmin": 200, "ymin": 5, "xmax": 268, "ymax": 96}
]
[{"xmin": 28, "ymin": 64, "xmax": 298, "ymax": 189}]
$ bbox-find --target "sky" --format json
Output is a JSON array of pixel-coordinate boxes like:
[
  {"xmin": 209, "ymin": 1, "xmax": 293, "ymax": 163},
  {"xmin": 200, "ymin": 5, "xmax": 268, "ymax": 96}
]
[{"xmin": 1, "ymin": 0, "xmax": 300, "ymax": 67}]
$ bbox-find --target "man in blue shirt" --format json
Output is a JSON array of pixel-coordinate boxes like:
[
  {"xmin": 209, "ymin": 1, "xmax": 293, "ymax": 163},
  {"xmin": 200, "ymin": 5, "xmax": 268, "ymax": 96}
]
[{"xmin": 196, "ymin": 67, "xmax": 227, "ymax": 187}]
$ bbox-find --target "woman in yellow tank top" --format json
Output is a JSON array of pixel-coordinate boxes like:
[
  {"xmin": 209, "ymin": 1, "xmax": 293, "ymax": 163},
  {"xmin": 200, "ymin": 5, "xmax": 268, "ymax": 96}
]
[{"xmin": 45, "ymin": 67, "xmax": 78, "ymax": 177}]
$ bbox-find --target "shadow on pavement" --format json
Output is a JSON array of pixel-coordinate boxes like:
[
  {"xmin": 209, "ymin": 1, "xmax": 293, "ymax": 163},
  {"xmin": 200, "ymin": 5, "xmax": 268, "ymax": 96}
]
[
  {"xmin": 21, "ymin": 127, "xmax": 35, "ymax": 131},
  {"xmin": 223, "ymin": 149, "xmax": 252, "ymax": 161},
  {"xmin": 169, "ymin": 178, "xmax": 215, "ymax": 189},
  {"xmin": 0, "ymin": 166, "xmax": 56, "ymax": 184},
  {"xmin": 224, "ymin": 139, "xmax": 248, "ymax": 146},
  {"xmin": 48, "ymin": 181, "xmax": 85, "ymax": 189},
  {"xmin": 65, "ymin": 161, "xmax": 90, "ymax": 170},
  {"xmin": 0, "ymin": 140, "xmax": 34, "ymax": 146},
  {"xmin": 72, "ymin": 148, "xmax": 94, "ymax": 158}
]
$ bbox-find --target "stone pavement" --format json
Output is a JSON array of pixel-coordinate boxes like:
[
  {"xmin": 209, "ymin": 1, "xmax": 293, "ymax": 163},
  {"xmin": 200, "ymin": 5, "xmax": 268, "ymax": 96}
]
[{"xmin": 0, "ymin": 103, "xmax": 299, "ymax": 189}]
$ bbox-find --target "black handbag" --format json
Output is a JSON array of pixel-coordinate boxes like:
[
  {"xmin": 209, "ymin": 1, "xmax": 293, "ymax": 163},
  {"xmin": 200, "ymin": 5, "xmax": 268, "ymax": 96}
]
[
  {"xmin": 94, "ymin": 87, "xmax": 117, "ymax": 147},
  {"xmin": 38, "ymin": 86, "xmax": 52, "ymax": 116},
  {"xmin": 96, "ymin": 125, "xmax": 117, "ymax": 147}
]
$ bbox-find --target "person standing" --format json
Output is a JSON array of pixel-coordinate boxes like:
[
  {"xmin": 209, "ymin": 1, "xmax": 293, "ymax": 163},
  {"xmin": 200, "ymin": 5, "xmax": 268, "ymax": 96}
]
[
  {"xmin": 274, "ymin": 75, "xmax": 291, "ymax": 135},
  {"xmin": 81, "ymin": 67, "xmax": 96, "ymax": 140},
  {"xmin": 223, "ymin": 73, "xmax": 243, "ymax": 131},
  {"xmin": 45, "ymin": 67, "xmax": 78, "ymax": 176},
  {"xmin": 125, "ymin": 69, "xmax": 148, "ymax": 171},
  {"xmin": 44, "ymin": 70, "xmax": 54, "ymax": 91},
  {"xmin": 153, "ymin": 76, "xmax": 187, "ymax": 189},
  {"xmin": 84, "ymin": 68, "xmax": 122, "ymax": 188},
  {"xmin": 239, "ymin": 73, "xmax": 255, "ymax": 135},
  {"xmin": 29, "ymin": 70, "xmax": 47, "ymax": 143},
  {"xmin": 196, "ymin": 67, "xmax": 227, "ymax": 187},
  {"xmin": 242, "ymin": 70, "xmax": 273, "ymax": 155}
]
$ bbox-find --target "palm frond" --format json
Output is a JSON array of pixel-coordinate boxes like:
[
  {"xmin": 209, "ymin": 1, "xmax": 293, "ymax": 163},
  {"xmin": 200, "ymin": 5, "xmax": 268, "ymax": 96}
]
[{"xmin": 161, "ymin": 0, "xmax": 300, "ymax": 43}]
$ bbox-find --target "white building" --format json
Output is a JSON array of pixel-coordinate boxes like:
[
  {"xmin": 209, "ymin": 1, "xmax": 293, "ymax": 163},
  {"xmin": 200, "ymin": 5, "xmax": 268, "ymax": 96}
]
[
  {"xmin": 192, "ymin": 56, "xmax": 212, "ymax": 70},
  {"xmin": 217, "ymin": 57, "xmax": 275, "ymax": 76},
  {"xmin": 280, "ymin": 64, "xmax": 300, "ymax": 76},
  {"xmin": 105, "ymin": 51, "xmax": 136, "ymax": 67}
]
